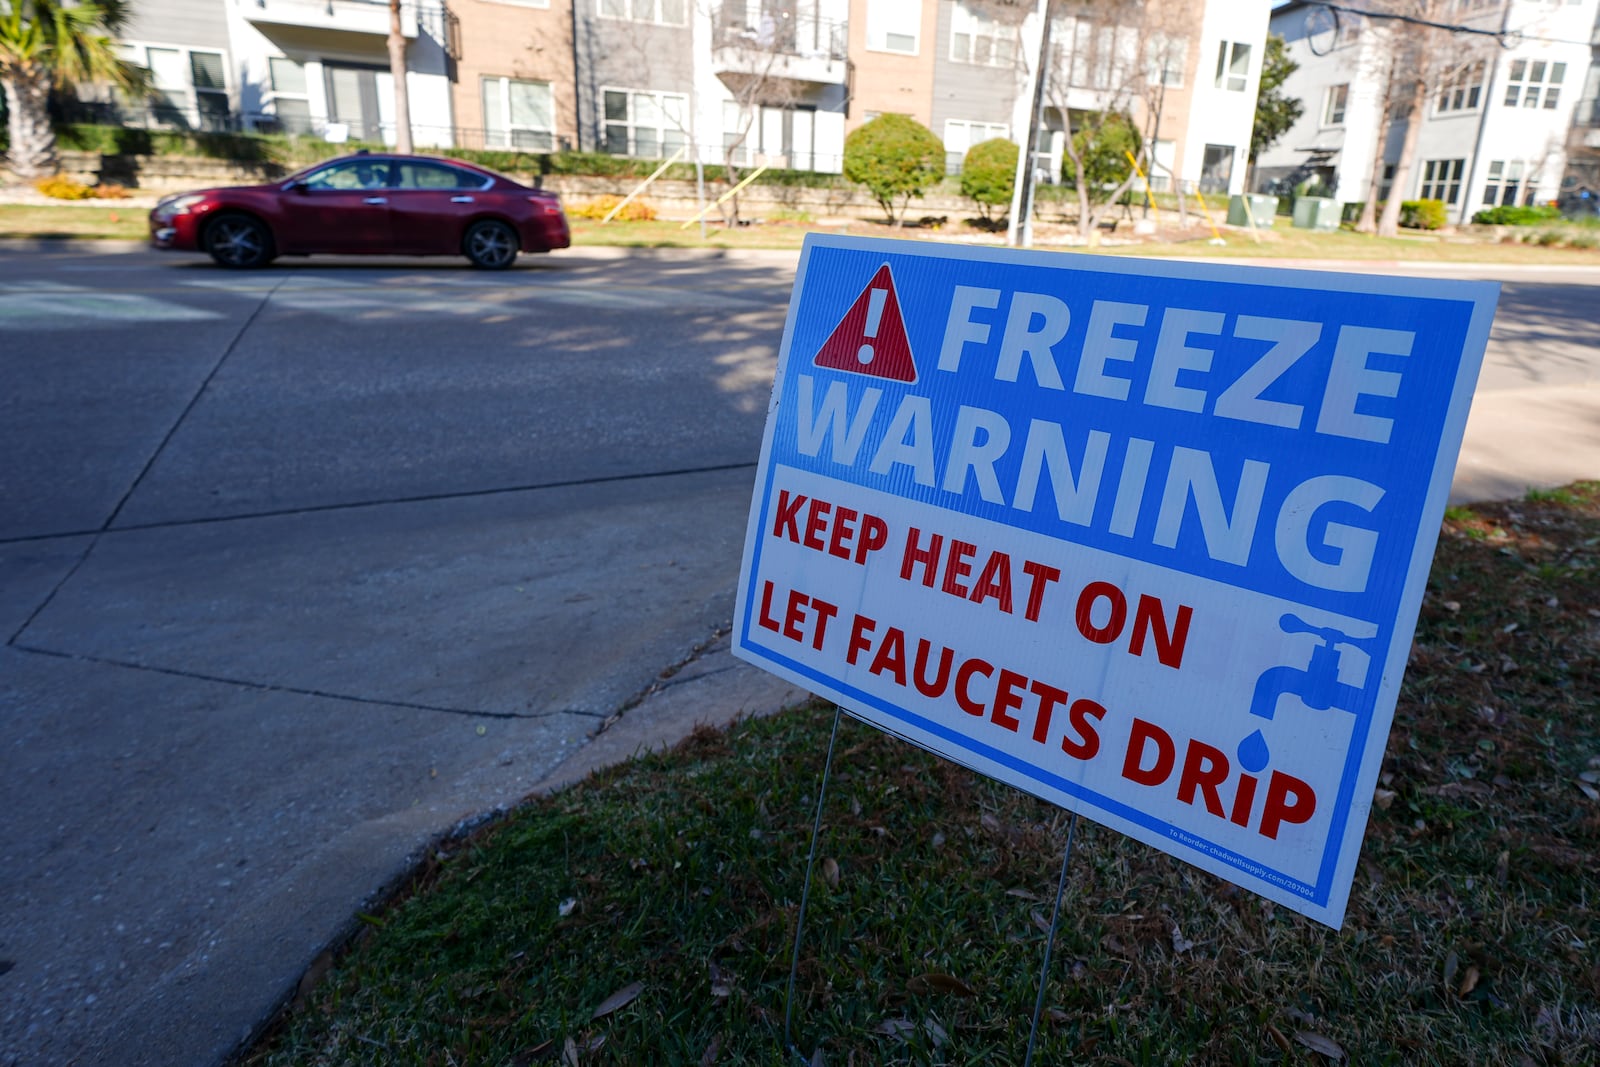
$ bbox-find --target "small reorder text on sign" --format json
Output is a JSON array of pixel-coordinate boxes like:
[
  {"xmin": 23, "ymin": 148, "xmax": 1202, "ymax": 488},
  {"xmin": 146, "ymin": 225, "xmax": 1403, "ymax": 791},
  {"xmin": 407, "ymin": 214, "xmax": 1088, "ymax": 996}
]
[{"xmin": 733, "ymin": 235, "xmax": 1497, "ymax": 928}]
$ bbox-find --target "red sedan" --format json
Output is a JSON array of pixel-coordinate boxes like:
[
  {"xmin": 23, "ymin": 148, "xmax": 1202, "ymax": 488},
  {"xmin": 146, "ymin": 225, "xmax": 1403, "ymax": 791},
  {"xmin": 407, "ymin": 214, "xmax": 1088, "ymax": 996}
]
[{"xmin": 149, "ymin": 152, "xmax": 570, "ymax": 270}]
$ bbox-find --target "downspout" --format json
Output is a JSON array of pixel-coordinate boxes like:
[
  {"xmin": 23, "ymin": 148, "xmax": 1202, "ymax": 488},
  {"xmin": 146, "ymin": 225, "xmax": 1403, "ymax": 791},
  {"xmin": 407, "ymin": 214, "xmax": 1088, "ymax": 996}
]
[
  {"xmin": 571, "ymin": 0, "xmax": 585, "ymax": 152},
  {"xmin": 1458, "ymin": 0, "xmax": 1514, "ymax": 225}
]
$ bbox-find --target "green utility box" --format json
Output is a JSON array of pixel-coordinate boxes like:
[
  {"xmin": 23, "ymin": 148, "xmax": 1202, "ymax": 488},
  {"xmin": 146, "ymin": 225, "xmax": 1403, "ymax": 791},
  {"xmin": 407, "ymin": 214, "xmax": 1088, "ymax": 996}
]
[
  {"xmin": 1292, "ymin": 196, "xmax": 1341, "ymax": 230},
  {"xmin": 1227, "ymin": 194, "xmax": 1279, "ymax": 227}
]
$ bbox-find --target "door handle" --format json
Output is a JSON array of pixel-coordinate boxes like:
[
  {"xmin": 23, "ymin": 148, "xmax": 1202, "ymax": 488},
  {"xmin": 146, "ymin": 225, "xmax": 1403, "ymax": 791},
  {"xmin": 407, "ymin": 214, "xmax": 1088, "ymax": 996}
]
[
  {"xmin": 450, "ymin": 195, "xmax": 475, "ymax": 203},
  {"xmin": 364, "ymin": 196, "xmax": 388, "ymax": 205}
]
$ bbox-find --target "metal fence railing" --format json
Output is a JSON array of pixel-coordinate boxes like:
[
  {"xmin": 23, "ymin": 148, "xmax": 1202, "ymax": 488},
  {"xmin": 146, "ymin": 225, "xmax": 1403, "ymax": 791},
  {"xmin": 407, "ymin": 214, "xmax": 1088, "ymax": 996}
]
[{"xmin": 711, "ymin": 5, "xmax": 847, "ymax": 60}]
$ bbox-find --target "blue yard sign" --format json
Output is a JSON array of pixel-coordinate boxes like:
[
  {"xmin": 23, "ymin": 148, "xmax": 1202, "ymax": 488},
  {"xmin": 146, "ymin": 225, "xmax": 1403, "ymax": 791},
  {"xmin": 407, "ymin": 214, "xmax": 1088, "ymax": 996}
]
[{"xmin": 733, "ymin": 234, "xmax": 1498, "ymax": 927}]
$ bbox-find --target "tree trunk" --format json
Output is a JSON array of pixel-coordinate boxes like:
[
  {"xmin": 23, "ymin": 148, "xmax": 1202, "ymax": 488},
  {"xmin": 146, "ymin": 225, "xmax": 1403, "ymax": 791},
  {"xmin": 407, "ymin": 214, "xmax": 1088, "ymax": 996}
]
[
  {"xmin": 1376, "ymin": 74, "xmax": 1428, "ymax": 238},
  {"xmin": 387, "ymin": 0, "xmax": 413, "ymax": 153},
  {"xmin": 2, "ymin": 68, "xmax": 58, "ymax": 181}
]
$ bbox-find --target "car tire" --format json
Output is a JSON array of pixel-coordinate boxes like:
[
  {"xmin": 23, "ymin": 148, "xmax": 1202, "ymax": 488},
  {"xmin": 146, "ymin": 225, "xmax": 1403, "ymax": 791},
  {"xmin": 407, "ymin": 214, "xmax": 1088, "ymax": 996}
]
[
  {"xmin": 205, "ymin": 214, "xmax": 276, "ymax": 269},
  {"xmin": 463, "ymin": 219, "xmax": 519, "ymax": 270}
]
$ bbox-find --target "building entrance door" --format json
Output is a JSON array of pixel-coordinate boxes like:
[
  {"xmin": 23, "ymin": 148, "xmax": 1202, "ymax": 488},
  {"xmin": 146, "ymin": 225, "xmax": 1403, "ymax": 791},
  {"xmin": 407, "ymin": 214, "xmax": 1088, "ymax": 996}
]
[{"xmin": 324, "ymin": 64, "xmax": 384, "ymax": 141}]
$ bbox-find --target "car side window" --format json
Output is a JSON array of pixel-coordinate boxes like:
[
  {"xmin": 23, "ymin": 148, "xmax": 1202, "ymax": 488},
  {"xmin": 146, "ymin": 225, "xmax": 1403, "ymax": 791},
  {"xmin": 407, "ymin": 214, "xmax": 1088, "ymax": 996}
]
[
  {"xmin": 303, "ymin": 160, "xmax": 394, "ymax": 191},
  {"xmin": 395, "ymin": 162, "xmax": 490, "ymax": 190}
]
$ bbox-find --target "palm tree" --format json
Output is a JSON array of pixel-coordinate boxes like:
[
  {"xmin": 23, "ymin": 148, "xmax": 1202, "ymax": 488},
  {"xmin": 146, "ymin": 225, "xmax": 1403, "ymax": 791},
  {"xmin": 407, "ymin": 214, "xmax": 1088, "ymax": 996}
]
[{"xmin": 0, "ymin": 0, "xmax": 143, "ymax": 180}]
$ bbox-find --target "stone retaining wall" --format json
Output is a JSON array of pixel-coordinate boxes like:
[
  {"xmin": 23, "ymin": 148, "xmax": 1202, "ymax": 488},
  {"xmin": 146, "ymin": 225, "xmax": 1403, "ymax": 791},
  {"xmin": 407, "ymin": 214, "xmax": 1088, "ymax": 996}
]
[{"xmin": 53, "ymin": 151, "xmax": 986, "ymax": 221}]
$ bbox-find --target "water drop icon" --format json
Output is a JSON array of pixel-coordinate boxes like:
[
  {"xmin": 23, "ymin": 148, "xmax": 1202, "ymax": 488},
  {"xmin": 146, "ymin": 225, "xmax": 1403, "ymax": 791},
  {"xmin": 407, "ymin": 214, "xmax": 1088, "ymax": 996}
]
[{"xmin": 1238, "ymin": 729, "xmax": 1270, "ymax": 774}]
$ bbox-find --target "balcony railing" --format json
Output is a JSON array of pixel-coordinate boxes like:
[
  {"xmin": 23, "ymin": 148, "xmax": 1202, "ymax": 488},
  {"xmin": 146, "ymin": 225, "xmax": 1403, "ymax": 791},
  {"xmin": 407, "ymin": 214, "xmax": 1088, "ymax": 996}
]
[
  {"xmin": 238, "ymin": 0, "xmax": 434, "ymax": 38},
  {"xmin": 712, "ymin": 6, "xmax": 847, "ymax": 63}
]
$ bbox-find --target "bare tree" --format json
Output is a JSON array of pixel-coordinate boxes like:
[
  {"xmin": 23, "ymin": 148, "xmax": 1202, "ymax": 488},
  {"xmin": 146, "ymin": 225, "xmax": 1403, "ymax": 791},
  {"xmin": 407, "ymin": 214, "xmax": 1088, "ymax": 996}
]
[
  {"xmin": 1348, "ymin": 1, "xmax": 1502, "ymax": 236},
  {"xmin": 706, "ymin": 0, "xmax": 813, "ymax": 223},
  {"xmin": 1040, "ymin": 0, "xmax": 1189, "ymax": 238}
]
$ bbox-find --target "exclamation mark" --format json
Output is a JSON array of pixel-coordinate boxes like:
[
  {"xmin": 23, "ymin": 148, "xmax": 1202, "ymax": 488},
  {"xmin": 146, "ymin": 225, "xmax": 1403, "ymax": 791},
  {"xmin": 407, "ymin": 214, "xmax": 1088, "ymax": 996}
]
[{"xmin": 857, "ymin": 288, "xmax": 887, "ymax": 365}]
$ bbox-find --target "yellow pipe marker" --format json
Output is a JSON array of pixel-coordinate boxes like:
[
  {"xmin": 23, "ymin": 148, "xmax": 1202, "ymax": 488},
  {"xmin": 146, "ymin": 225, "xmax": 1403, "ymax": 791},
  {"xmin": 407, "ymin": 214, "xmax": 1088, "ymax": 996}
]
[
  {"xmin": 602, "ymin": 146, "xmax": 687, "ymax": 223},
  {"xmin": 681, "ymin": 164, "xmax": 770, "ymax": 229},
  {"xmin": 1124, "ymin": 149, "xmax": 1160, "ymax": 225},
  {"xmin": 1192, "ymin": 187, "xmax": 1225, "ymax": 245}
]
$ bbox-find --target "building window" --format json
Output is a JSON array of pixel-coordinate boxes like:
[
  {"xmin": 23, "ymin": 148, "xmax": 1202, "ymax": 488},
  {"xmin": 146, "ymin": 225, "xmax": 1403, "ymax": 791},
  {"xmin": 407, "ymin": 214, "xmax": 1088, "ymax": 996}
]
[
  {"xmin": 268, "ymin": 57, "xmax": 311, "ymax": 132},
  {"xmin": 1146, "ymin": 33, "xmax": 1186, "ymax": 88},
  {"xmin": 598, "ymin": 0, "xmax": 686, "ymax": 27},
  {"xmin": 1418, "ymin": 158, "xmax": 1464, "ymax": 203},
  {"xmin": 1378, "ymin": 162, "xmax": 1396, "ymax": 202},
  {"xmin": 1436, "ymin": 60, "xmax": 1484, "ymax": 113},
  {"xmin": 133, "ymin": 45, "xmax": 229, "ymax": 128},
  {"xmin": 943, "ymin": 118, "xmax": 1008, "ymax": 174},
  {"xmin": 189, "ymin": 52, "xmax": 228, "ymax": 124},
  {"xmin": 950, "ymin": 3, "xmax": 1015, "ymax": 68},
  {"xmin": 867, "ymin": 0, "xmax": 919, "ymax": 54},
  {"xmin": 1214, "ymin": 40, "xmax": 1251, "ymax": 92},
  {"xmin": 1482, "ymin": 160, "xmax": 1532, "ymax": 205},
  {"xmin": 1057, "ymin": 18, "xmax": 1136, "ymax": 91},
  {"xmin": 1200, "ymin": 143, "xmax": 1234, "ymax": 193},
  {"xmin": 603, "ymin": 88, "xmax": 687, "ymax": 157},
  {"xmin": 483, "ymin": 77, "xmax": 554, "ymax": 150},
  {"xmin": 1323, "ymin": 84, "xmax": 1348, "ymax": 126},
  {"xmin": 1503, "ymin": 58, "xmax": 1566, "ymax": 109}
]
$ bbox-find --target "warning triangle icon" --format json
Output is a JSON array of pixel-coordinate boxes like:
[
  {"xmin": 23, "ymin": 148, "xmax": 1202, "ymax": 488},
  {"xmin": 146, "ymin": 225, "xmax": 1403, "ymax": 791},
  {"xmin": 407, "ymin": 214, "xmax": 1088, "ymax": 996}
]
[{"xmin": 811, "ymin": 264, "xmax": 917, "ymax": 383}]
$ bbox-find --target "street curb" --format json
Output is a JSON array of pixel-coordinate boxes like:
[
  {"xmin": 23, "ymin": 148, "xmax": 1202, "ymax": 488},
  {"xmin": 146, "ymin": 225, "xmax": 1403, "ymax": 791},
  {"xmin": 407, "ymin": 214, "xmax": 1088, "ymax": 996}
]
[
  {"xmin": 0, "ymin": 237, "xmax": 149, "ymax": 253},
  {"xmin": 527, "ymin": 634, "xmax": 812, "ymax": 797},
  {"xmin": 2, "ymin": 237, "xmax": 1597, "ymax": 274}
]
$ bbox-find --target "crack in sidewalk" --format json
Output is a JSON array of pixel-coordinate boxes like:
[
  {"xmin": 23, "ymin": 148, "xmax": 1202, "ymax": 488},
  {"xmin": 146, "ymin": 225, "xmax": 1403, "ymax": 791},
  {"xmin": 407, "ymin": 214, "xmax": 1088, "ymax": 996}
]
[{"xmin": 10, "ymin": 642, "xmax": 553, "ymax": 720}]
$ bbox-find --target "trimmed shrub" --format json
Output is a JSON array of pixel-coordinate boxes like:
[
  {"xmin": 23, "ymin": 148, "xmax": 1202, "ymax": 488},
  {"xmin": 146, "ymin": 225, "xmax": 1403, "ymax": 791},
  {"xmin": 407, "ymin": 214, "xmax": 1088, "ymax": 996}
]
[
  {"xmin": 1399, "ymin": 198, "xmax": 1447, "ymax": 230},
  {"xmin": 960, "ymin": 137, "xmax": 1017, "ymax": 220},
  {"xmin": 1471, "ymin": 203, "xmax": 1563, "ymax": 226},
  {"xmin": 33, "ymin": 174, "xmax": 96, "ymax": 199},
  {"xmin": 1062, "ymin": 113, "xmax": 1141, "ymax": 197},
  {"xmin": 568, "ymin": 195, "xmax": 657, "ymax": 221},
  {"xmin": 843, "ymin": 113, "xmax": 944, "ymax": 225}
]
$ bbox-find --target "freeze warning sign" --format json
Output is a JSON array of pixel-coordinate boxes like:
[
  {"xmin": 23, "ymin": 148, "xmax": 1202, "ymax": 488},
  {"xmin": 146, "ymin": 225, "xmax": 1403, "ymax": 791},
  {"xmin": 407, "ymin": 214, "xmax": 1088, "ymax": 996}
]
[{"xmin": 733, "ymin": 235, "xmax": 1497, "ymax": 928}]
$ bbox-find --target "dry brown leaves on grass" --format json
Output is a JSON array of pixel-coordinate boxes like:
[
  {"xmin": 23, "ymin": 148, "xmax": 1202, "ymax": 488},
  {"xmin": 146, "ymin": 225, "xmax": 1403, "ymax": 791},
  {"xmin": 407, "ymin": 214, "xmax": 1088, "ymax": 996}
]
[{"xmin": 249, "ymin": 484, "xmax": 1600, "ymax": 1066}]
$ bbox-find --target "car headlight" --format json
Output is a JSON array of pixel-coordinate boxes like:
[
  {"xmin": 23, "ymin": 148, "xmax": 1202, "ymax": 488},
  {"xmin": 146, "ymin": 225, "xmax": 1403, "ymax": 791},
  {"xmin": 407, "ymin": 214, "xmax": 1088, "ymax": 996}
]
[{"xmin": 156, "ymin": 193, "xmax": 208, "ymax": 217}]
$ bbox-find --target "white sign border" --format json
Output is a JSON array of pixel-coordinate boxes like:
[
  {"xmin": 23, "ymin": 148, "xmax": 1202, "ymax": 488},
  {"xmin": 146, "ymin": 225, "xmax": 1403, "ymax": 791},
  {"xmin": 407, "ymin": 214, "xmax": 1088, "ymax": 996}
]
[{"xmin": 734, "ymin": 233, "xmax": 1499, "ymax": 928}]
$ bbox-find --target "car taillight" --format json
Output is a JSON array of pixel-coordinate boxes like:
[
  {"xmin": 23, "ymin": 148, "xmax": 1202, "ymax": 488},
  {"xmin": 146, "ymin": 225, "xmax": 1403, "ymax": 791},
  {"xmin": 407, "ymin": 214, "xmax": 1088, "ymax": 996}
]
[{"xmin": 529, "ymin": 197, "xmax": 563, "ymax": 216}]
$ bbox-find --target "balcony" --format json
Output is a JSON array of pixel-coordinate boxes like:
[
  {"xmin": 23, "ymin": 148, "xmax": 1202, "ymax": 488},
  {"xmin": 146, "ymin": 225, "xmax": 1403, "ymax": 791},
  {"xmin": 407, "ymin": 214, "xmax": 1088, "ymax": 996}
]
[
  {"xmin": 712, "ymin": 6, "xmax": 848, "ymax": 86},
  {"xmin": 239, "ymin": 0, "xmax": 419, "ymax": 38}
]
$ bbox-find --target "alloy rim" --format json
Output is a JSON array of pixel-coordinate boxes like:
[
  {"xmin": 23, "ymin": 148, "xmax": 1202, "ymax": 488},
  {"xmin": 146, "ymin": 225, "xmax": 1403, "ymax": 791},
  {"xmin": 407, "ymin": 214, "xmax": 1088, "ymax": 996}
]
[
  {"xmin": 469, "ymin": 225, "xmax": 515, "ymax": 267},
  {"xmin": 213, "ymin": 219, "xmax": 263, "ymax": 266}
]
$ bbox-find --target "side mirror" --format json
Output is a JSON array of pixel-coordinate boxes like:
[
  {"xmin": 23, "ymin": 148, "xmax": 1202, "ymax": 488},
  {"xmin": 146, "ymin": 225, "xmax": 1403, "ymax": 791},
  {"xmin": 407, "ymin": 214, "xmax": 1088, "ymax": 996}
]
[{"xmin": 286, "ymin": 180, "xmax": 309, "ymax": 194}]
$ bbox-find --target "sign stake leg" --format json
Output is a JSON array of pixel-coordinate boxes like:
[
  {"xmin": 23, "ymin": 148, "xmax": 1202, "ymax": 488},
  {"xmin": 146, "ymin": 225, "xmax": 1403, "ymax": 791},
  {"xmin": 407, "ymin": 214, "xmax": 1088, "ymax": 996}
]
[
  {"xmin": 1023, "ymin": 811, "xmax": 1079, "ymax": 1067},
  {"xmin": 784, "ymin": 704, "xmax": 845, "ymax": 1060}
]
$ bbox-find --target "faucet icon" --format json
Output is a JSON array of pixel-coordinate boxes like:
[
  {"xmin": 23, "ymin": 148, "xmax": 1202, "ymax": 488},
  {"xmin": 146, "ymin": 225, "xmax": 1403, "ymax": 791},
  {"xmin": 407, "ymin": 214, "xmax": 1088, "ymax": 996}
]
[{"xmin": 1248, "ymin": 613, "xmax": 1374, "ymax": 722}]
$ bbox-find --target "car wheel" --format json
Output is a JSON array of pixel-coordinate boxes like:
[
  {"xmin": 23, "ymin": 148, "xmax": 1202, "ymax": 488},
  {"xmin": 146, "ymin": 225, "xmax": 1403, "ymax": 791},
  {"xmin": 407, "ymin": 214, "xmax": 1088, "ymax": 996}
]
[
  {"xmin": 463, "ymin": 219, "xmax": 519, "ymax": 270},
  {"xmin": 205, "ymin": 214, "xmax": 275, "ymax": 269}
]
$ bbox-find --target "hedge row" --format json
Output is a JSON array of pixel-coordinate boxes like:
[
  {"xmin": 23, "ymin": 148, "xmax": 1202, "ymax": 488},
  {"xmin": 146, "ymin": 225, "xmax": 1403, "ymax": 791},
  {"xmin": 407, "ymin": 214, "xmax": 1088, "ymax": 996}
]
[{"xmin": 51, "ymin": 124, "xmax": 851, "ymax": 189}]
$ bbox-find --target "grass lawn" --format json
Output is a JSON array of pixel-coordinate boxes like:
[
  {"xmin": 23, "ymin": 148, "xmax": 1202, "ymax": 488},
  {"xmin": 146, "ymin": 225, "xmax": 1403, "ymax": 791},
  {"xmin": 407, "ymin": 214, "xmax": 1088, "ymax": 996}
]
[
  {"xmin": 0, "ymin": 203, "xmax": 149, "ymax": 240},
  {"xmin": 246, "ymin": 484, "xmax": 1600, "ymax": 1066}
]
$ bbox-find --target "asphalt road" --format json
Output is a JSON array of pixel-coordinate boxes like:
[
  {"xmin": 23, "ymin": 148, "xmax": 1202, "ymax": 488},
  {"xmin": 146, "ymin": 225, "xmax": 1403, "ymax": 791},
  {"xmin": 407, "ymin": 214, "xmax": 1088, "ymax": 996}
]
[{"xmin": 2, "ymin": 246, "xmax": 1597, "ymax": 1067}]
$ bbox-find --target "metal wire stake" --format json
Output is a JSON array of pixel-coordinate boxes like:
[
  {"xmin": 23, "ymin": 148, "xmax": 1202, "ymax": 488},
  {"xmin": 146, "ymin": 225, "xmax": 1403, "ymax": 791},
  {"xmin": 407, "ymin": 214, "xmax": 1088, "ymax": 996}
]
[
  {"xmin": 784, "ymin": 704, "xmax": 845, "ymax": 1060},
  {"xmin": 1022, "ymin": 811, "xmax": 1080, "ymax": 1067}
]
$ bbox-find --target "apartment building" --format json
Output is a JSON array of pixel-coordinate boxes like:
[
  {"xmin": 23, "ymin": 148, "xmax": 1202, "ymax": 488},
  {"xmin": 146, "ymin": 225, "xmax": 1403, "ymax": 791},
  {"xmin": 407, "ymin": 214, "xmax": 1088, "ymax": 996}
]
[
  {"xmin": 1030, "ymin": 0, "xmax": 1270, "ymax": 195},
  {"xmin": 841, "ymin": 0, "xmax": 1269, "ymax": 194},
  {"xmin": 82, "ymin": 0, "xmax": 1265, "ymax": 192},
  {"xmin": 113, "ymin": 0, "xmax": 239, "ymax": 129},
  {"xmin": 449, "ymin": 0, "xmax": 577, "ymax": 151},
  {"xmin": 1561, "ymin": 6, "xmax": 1600, "ymax": 197},
  {"xmin": 224, "ymin": 0, "xmax": 457, "ymax": 146},
  {"xmin": 1257, "ymin": 0, "xmax": 1600, "ymax": 222}
]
